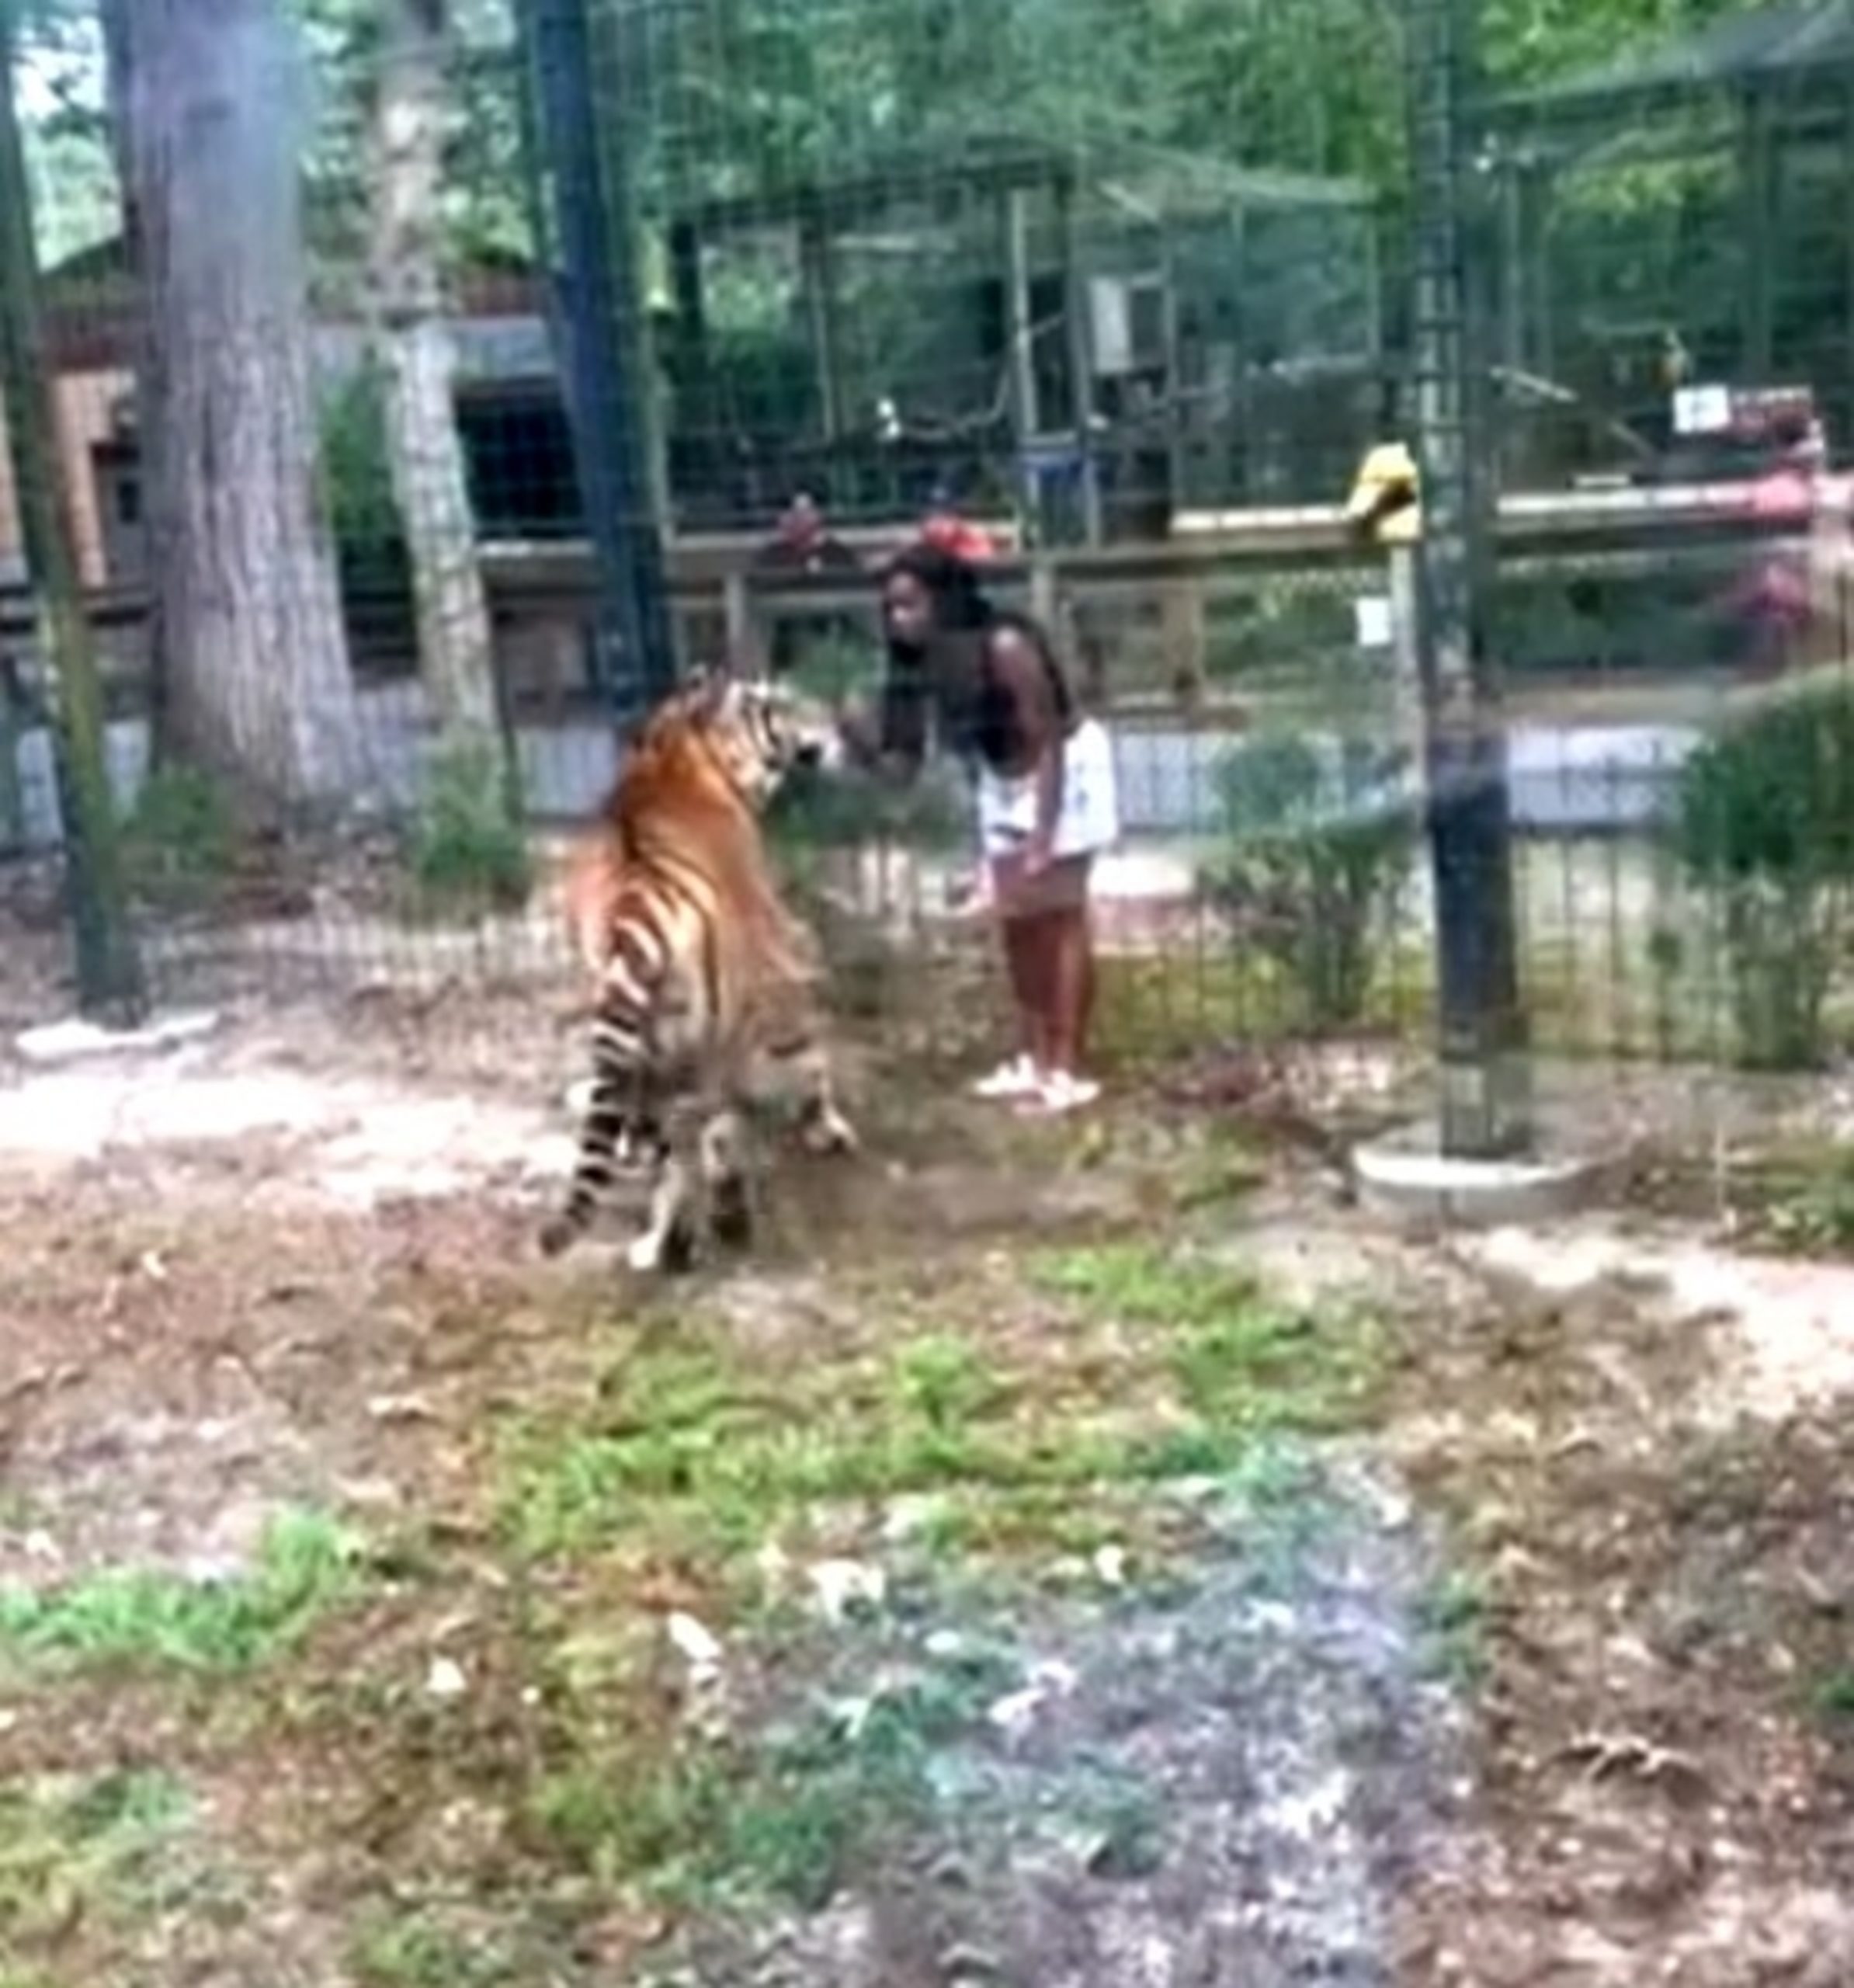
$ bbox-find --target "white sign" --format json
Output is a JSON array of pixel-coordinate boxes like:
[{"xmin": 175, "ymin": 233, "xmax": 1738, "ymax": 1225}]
[
  {"xmin": 1355, "ymin": 593, "xmax": 1394, "ymax": 648},
  {"xmin": 1672, "ymin": 384, "xmax": 1733, "ymax": 436}
]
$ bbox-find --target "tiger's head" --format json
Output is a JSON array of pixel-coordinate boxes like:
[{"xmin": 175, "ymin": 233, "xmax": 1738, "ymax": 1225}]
[
  {"xmin": 667, "ymin": 666, "xmax": 845, "ymax": 809},
  {"xmin": 566, "ymin": 665, "xmax": 843, "ymax": 990}
]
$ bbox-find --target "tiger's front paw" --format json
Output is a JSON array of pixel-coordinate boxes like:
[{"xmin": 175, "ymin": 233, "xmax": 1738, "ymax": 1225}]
[
  {"xmin": 627, "ymin": 1222, "xmax": 699, "ymax": 1275},
  {"xmin": 800, "ymin": 1107, "xmax": 859, "ymax": 1157}
]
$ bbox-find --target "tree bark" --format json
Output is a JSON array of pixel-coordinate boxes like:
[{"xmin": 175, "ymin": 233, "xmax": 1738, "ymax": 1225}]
[
  {"xmin": 117, "ymin": 0, "xmax": 362, "ymax": 818},
  {"xmin": 371, "ymin": 0, "xmax": 501, "ymax": 751}
]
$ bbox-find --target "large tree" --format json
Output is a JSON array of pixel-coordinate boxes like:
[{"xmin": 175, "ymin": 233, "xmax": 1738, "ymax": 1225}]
[{"xmin": 109, "ymin": 0, "xmax": 362, "ymax": 816}]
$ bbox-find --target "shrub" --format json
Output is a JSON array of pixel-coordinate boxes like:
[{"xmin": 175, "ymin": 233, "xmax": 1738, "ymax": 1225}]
[
  {"xmin": 1671, "ymin": 678, "xmax": 1854, "ymax": 1069},
  {"xmin": 120, "ymin": 764, "xmax": 238, "ymax": 908},
  {"xmin": 1202, "ymin": 730, "xmax": 1416, "ymax": 1031},
  {"xmin": 766, "ymin": 759, "xmax": 970, "ymax": 864},
  {"xmin": 405, "ymin": 733, "xmax": 532, "ymax": 909},
  {"xmin": 316, "ymin": 358, "xmax": 401, "ymax": 558}
]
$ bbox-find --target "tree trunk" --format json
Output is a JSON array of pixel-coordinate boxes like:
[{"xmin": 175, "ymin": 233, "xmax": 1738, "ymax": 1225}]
[
  {"xmin": 117, "ymin": 0, "xmax": 361, "ymax": 818},
  {"xmin": 372, "ymin": 0, "xmax": 501, "ymax": 752}
]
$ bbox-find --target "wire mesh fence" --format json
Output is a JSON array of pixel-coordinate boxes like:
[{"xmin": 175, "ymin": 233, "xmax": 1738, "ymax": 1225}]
[{"xmin": 2, "ymin": 0, "xmax": 1854, "ymax": 1149}]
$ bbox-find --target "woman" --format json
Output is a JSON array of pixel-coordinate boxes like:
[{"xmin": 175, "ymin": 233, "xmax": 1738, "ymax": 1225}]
[{"xmin": 867, "ymin": 543, "xmax": 1120, "ymax": 1114}]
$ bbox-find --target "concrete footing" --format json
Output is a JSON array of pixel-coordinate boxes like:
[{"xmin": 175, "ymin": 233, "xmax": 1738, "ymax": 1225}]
[
  {"xmin": 15, "ymin": 1010, "xmax": 221, "ymax": 1066},
  {"xmin": 1350, "ymin": 1124, "xmax": 1606, "ymax": 1226}
]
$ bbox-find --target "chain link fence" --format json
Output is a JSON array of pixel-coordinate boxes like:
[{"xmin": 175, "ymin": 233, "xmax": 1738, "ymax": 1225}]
[{"xmin": 1, "ymin": 0, "xmax": 1852, "ymax": 1152}]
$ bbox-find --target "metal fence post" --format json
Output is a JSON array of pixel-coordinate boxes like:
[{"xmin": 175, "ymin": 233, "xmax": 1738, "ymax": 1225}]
[
  {"xmin": 1406, "ymin": 0, "xmax": 1532, "ymax": 1156},
  {"xmin": 0, "ymin": 0, "xmax": 145, "ymax": 1024},
  {"xmin": 517, "ymin": 0, "xmax": 675, "ymax": 725}
]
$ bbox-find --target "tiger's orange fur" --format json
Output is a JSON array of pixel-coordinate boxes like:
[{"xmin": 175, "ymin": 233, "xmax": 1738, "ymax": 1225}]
[{"xmin": 542, "ymin": 672, "xmax": 852, "ymax": 1271}]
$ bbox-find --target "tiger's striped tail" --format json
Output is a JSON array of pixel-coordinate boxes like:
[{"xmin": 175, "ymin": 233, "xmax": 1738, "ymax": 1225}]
[{"xmin": 540, "ymin": 909, "xmax": 668, "ymax": 1259}]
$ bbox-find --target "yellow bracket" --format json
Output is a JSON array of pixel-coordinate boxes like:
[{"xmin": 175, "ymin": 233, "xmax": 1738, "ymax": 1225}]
[{"xmin": 1345, "ymin": 440, "xmax": 1420, "ymax": 546}]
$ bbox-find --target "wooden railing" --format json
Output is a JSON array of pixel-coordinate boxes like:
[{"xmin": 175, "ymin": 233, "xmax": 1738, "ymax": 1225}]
[{"xmin": 0, "ymin": 478, "xmax": 1815, "ymax": 720}]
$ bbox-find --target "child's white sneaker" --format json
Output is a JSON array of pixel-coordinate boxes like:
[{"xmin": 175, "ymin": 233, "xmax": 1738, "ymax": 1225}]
[
  {"xmin": 1021, "ymin": 1069, "xmax": 1102, "ymax": 1115},
  {"xmin": 972, "ymin": 1055, "xmax": 1041, "ymax": 1100}
]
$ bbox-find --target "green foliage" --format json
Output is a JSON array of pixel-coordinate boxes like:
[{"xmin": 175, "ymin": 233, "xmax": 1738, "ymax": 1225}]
[
  {"xmin": 1671, "ymin": 681, "xmax": 1854, "ymax": 1069},
  {"xmin": 1748, "ymin": 1140, "xmax": 1854, "ymax": 1256},
  {"xmin": 0, "ymin": 1509, "xmax": 366, "ymax": 1675},
  {"xmin": 405, "ymin": 734, "xmax": 533, "ymax": 909},
  {"xmin": 317, "ymin": 356, "xmax": 402, "ymax": 558},
  {"xmin": 1203, "ymin": 730, "xmax": 1415, "ymax": 1033},
  {"xmin": 783, "ymin": 631, "xmax": 877, "ymax": 708},
  {"xmin": 0, "ymin": 1767, "xmax": 194, "ymax": 1950},
  {"xmin": 1415, "ymin": 1570, "xmax": 1489, "ymax": 1687},
  {"xmin": 1812, "ymin": 1667, "xmax": 1854, "ymax": 1725},
  {"xmin": 766, "ymin": 762, "xmax": 971, "ymax": 861},
  {"xmin": 1030, "ymin": 1241, "xmax": 1380, "ymax": 1427},
  {"xmin": 527, "ymin": 1632, "xmax": 1021, "ymax": 1911},
  {"xmin": 500, "ymin": 1249, "xmax": 1377, "ymax": 1564},
  {"xmin": 348, "ymin": 1906, "xmax": 517, "ymax": 1988},
  {"xmin": 120, "ymin": 765, "xmax": 238, "ymax": 907}
]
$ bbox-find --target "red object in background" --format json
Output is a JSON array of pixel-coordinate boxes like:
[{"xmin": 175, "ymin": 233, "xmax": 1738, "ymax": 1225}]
[
  {"xmin": 918, "ymin": 513, "xmax": 998, "ymax": 562},
  {"xmin": 1745, "ymin": 468, "xmax": 1811, "ymax": 522}
]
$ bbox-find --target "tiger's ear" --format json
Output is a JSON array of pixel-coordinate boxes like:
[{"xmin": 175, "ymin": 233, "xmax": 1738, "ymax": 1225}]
[
  {"xmin": 717, "ymin": 645, "xmax": 775, "ymax": 690},
  {"xmin": 681, "ymin": 660, "xmax": 733, "ymax": 721}
]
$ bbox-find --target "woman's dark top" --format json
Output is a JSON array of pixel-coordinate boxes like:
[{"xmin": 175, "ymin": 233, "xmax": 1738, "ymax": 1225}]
[{"xmin": 880, "ymin": 612, "xmax": 1074, "ymax": 776}]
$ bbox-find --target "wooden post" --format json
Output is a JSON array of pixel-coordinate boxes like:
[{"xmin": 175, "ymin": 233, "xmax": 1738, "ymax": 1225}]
[
  {"xmin": 1027, "ymin": 553, "xmax": 1058, "ymax": 634},
  {"xmin": 1057, "ymin": 173, "xmax": 1102, "ymax": 544},
  {"xmin": 1843, "ymin": 82, "xmax": 1854, "ymax": 453},
  {"xmin": 667, "ymin": 220, "xmax": 711, "ymax": 444},
  {"xmin": 723, "ymin": 569, "xmax": 762, "ymax": 675},
  {"xmin": 1158, "ymin": 575, "xmax": 1206, "ymax": 703},
  {"xmin": 1159, "ymin": 247, "xmax": 1185, "ymax": 535},
  {"xmin": 1002, "ymin": 183, "xmax": 1042, "ymax": 536},
  {"xmin": 1387, "ymin": 545, "xmax": 1425, "ymax": 784},
  {"xmin": 1740, "ymin": 89, "xmax": 1775, "ymax": 377},
  {"xmin": 1231, "ymin": 205, "xmax": 1253, "ymax": 502},
  {"xmin": 799, "ymin": 210, "xmax": 843, "ymax": 446}
]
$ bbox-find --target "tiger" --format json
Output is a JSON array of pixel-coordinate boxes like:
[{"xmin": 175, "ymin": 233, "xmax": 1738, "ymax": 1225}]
[{"xmin": 543, "ymin": 665, "xmax": 859, "ymax": 1273}]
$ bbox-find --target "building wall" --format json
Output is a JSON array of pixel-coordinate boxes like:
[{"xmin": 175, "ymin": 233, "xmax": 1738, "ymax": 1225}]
[{"xmin": 0, "ymin": 367, "xmax": 129, "ymax": 587}]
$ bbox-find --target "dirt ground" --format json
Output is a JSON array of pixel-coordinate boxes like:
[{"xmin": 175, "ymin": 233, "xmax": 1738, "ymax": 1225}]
[{"xmin": 1, "ymin": 946, "xmax": 1853, "ymax": 1985}]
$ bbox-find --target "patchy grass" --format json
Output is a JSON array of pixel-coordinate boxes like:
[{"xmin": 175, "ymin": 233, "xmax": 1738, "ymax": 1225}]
[
  {"xmin": 1093, "ymin": 951, "xmax": 1429, "ymax": 1067},
  {"xmin": 690, "ymin": 1635, "xmax": 1026, "ymax": 1910},
  {"xmin": 460, "ymin": 1239, "xmax": 1394, "ymax": 1923},
  {"xmin": 1415, "ymin": 1569, "xmax": 1490, "ymax": 1687},
  {"xmin": 1166, "ymin": 1124, "xmax": 1274, "ymax": 1212},
  {"xmin": 1811, "ymin": 1668, "xmax": 1854, "ymax": 1727},
  {"xmin": 7, "ymin": 999, "xmax": 1854, "ymax": 1985},
  {"xmin": 347, "ymin": 1906, "xmax": 522, "ymax": 1988},
  {"xmin": 1738, "ymin": 1138, "xmax": 1854, "ymax": 1256},
  {"xmin": 0, "ymin": 1509, "xmax": 366, "ymax": 1676},
  {"xmin": 0, "ymin": 1767, "xmax": 196, "ymax": 1951},
  {"xmin": 517, "ymin": 1521, "xmax": 1261, "ymax": 1919},
  {"xmin": 118, "ymin": 764, "xmax": 239, "ymax": 910},
  {"xmin": 499, "ymin": 1245, "xmax": 1380, "ymax": 1572},
  {"xmin": 403, "ymin": 735, "xmax": 533, "ymax": 913},
  {"xmin": 1029, "ymin": 1242, "xmax": 1381, "ymax": 1430}
]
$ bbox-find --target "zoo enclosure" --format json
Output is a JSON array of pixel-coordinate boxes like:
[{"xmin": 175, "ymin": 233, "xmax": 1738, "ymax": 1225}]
[{"xmin": 0, "ymin": 0, "xmax": 1852, "ymax": 1100}]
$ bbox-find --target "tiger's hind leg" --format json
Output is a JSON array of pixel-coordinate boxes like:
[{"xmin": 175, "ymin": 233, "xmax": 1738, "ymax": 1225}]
[
  {"xmin": 542, "ymin": 1070, "xmax": 633, "ymax": 1258},
  {"xmin": 564, "ymin": 1075, "xmax": 658, "ymax": 1174},
  {"xmin": 795, "ymin": 1052, "xmax": 858, "ymax": 1157},
  {"xmin": 625, "ymin": 1136, "xmax": 700, "ymax": 1275},
  {"xmin": 762, "ymin": 1026, "xmax": 859, "ymax": 1158},
  {"xmin": 544, "ymin": 1001, "xmax": 664, "ymax": 1257},
  {"xmin": 700, "ymin": 1107, "xmax": 755, "ymax": 1251}
]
